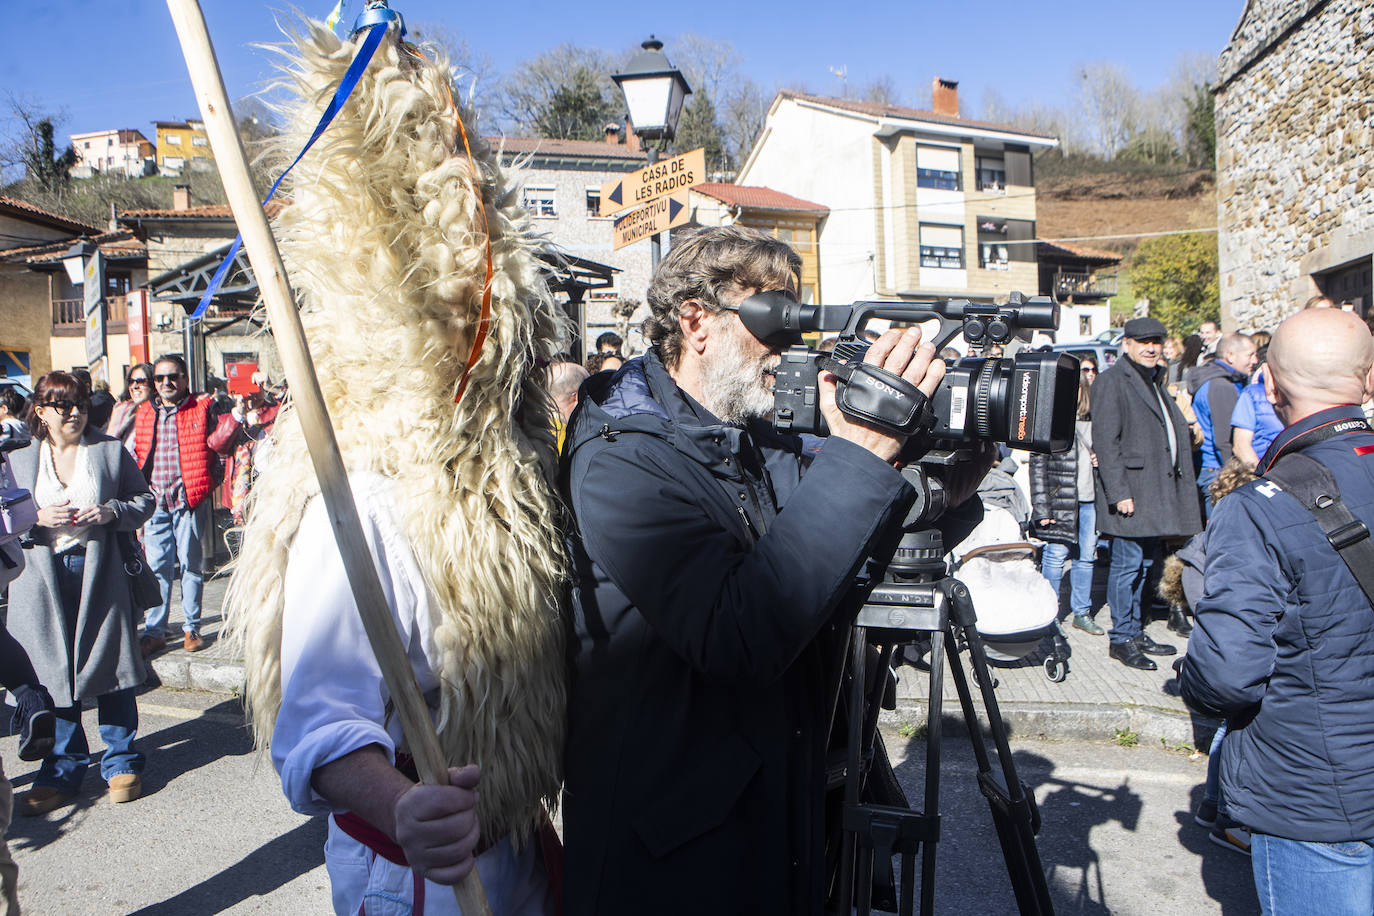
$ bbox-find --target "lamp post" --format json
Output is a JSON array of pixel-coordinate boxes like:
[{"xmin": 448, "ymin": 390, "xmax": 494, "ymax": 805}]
[{"xmin": 612, "ymin": 36, "xmax": 691, "ymax": 270}]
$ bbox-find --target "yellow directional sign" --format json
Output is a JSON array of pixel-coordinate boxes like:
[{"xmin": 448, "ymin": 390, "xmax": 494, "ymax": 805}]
[
  {"xmin": 599, "ymin": 148, "xmax": 705, "ymax": 217},
  {"xmin": 612, "ymin": 190, "xmax": 691, "ymax": 251}
]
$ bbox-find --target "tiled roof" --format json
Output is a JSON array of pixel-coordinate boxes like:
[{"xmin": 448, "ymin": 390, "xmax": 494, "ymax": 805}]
[
  {"xmin": 492, "ymin": 136, "xmax": 648, "ymax": 161},
  {"xmin": 693, "ymin": 183, "xmax": 828, "ymax": 213},
  {"xmin": 0, "ymin": 229, "xmax": 145, "ymax": 265},
  {"xmin": 777, "ymin": 91, "xmax": 1058, "ymax": 142},
  {"xmin": 1037, "ymin": 239, "xmax": 1124, "ymax": 263},
  {"xmin": 119, "ymin": 201, "xmax": 286, "ymax": 220},
  {"xmin": 0, "ymin": 196, "xmax": 102, "ymax": 235}
]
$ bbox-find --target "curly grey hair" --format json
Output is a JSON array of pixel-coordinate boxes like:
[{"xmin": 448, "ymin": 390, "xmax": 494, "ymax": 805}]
[{"xmin": 642, "ymin": 226, "xmax": 802, "ymax": 370}]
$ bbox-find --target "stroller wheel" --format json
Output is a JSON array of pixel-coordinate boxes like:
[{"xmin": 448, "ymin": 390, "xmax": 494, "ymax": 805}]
[{"xmin": 1044, "ymin": 655, "xmax": 1068, "ymax": 683}]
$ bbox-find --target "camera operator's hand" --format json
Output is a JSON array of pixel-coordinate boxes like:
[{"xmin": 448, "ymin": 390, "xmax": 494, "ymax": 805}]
[{"xmin": 820, "ymin": 326, "xmax": 944, "ymax": 464}]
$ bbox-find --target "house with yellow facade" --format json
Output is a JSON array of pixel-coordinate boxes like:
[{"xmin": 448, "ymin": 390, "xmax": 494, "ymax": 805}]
[{"xmin": 153, "ymin": 119, "xmax": 213, "ymax": 176}]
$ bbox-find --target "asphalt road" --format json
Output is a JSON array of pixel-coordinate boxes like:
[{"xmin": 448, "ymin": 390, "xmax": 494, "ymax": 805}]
[{"xmin": 2, "ymin": 685, "xmax": 1260, "ymax": 915}]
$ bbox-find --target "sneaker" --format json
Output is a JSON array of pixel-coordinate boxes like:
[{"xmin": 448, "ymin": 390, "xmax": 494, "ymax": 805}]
[
  {"xmin": 107, "ymin": 773, "xmax": 142, "ymax": 804},
  {"xmin": 1136, "ymin": 631, "xmax": 1178, "ymax": 656},
  {"xmin": 1071, "ymin": 614, "xmax": 1105, "ymax": 636},
  {"xmin": 1210, "ymin": 819, "xmax": 1251, "ymax": 855},
  {"xmin": 1195, "ymin": 800, "xmax": 1218, "ymax": 829},
  {"xmin": 140, "ymin": 634, "xmax": 167, "ymax": 659},
  {"xmin": 16, "ymin": 786, "xmax": 75, "ymax": 817},
  {"xmin": 1109, "ymin": 640, "xmax": 1158, "ymax": 671},
  {"xmin": 11, "ymin": 684, "xmax": 55, "ymax": 762},
  {"xmin": 183, "ymin": 631, "xmax": 204, "ymax": 653}
]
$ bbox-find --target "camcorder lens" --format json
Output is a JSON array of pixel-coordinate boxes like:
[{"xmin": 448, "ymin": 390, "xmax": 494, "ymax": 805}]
[{"xmin": 930, "ymin": 352, "xmax": 1078, "ymax": 453}]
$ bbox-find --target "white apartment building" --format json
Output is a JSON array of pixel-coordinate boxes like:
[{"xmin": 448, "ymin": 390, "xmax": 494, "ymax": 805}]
[
  {"xmin": 736, "ymin": 82, "xmax": 1058, "ymax": 306},
  {"xmin": 69, "ymin": 129, "xmax": 155, "ymax": 179}
]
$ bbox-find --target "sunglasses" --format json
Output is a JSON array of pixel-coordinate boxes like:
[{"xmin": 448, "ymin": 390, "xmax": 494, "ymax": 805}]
[
  {"xmin": 1082, "ymin": 366, "xmax": 1098, "ymax": 374},
  {"xmin": 42, "ymin": 400, "xmax": 87, "ymax": 414},
  {"xmin": 128, "ymin": 377, "xmax": 149, "ymax": 385},
  {"xmin": 153, "ymin": 373, "xmax": 183, "ymax": 383}
]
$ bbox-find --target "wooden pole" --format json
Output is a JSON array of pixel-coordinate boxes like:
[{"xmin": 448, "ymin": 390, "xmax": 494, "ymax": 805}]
[{"xmin": 163, "ymin": 3, "xmax": 491, "ymax": 912}]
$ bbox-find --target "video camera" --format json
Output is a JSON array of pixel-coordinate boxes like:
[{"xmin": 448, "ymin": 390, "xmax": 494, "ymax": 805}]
[{"xmin": 739, "ymin": 290, "xmax": 1079, "ymax": 453}]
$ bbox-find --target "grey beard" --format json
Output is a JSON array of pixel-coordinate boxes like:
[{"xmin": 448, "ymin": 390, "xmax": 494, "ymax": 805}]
[{"xmin": 700, "ymin": 329, "xmax": 775, "ymax": 426}]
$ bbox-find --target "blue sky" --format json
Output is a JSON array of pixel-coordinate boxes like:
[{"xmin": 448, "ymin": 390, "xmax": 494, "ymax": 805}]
[{"xmin": 2, "ymin": 1, "xmax": 1244, "ymax": 145}]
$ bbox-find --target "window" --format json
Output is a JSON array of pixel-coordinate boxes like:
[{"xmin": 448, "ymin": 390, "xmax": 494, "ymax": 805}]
[
  {"xmin": 523, "ymin": 186, "xmax": 556, "ymax": 218},
  {"xmin": 166, "ymin": 134, "xmax": 182, "ymax": 145},
  {"xmin": 84, "ymin": 141, "xmax": 91, "ymax": 149},
  {"xmin": 163, "ymin": 156, "xmax": 184, "ymax": 168},
  {"xmin": 916, "ymin": 145, "xmax": 961, "ymax": 191},
  {"xmin": 976, "ymin": 155, "xmax": 1005, "ymax": 192},
  {"xmin": 919, "ymin": 224, "xmax": 964, "ymax": 269},
  {"xmin": 1079, "ymin": 316, "xmax": 1093, "ymax": 336},
  {"xmin": 585, "ymin": 188, "xmax": 604, "ymax": 218},
  {"xmin": 977, "ymin": 218, "xmax": 1009, "ymax": 270},
  {"xmin": 192, "ymin": 136, "xmax": 208, "ymax": 146}
]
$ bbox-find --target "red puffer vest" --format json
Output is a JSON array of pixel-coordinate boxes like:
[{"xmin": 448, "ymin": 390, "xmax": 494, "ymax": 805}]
[{"xmin": 133, "ymin": 394, "xmax": 222, "ymax": 510}]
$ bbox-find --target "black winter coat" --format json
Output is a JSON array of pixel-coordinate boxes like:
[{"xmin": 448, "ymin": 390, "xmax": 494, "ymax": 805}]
[
  {"xmin": 1091, "ymin": 358, "xmax": 1202, "ymax": 539},
  {"xmin": 560, "ymin": 351, "xmax": 924, "ymax": 915},
  {"xmin": 1028, "ymin": 448, "xmax": 1078, "ymax": 544}
]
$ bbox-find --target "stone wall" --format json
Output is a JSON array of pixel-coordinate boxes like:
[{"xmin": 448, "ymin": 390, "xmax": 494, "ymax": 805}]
[{"xmin": 1215, "ymin": 0, "xmax": 1374, "ymax": 330}]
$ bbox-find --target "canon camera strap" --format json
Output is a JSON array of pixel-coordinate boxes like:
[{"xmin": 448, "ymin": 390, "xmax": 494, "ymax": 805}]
[{"xmin": 1260, "ymin": 444, "xmax": 1374, "ymax": 610}]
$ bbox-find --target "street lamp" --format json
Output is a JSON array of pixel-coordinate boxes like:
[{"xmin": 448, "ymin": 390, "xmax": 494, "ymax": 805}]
[
  {"xmin": 62, "ymin": 238, "xmax": 96, "ymax": 286},
  {"xmin": 613, "ymin": 36, "xmax": 691, "ymax": 269}
]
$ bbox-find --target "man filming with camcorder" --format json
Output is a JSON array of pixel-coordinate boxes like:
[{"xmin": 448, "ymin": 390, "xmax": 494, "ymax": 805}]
[{"xmin": 559, "ymin": 226, "xmax": 999, "ymax": 915}]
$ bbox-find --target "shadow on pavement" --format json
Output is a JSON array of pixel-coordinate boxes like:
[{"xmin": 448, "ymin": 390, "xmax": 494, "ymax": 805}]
[
  {"xmin": 125, "ymin": 818, "xmax": 327, "ymax": 915},
  {"xmin": 1176, "ymin": 784, "xmax": 1260, "ymax": 916}
]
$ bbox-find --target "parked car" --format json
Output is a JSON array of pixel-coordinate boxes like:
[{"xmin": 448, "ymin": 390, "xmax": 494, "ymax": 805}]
[
  {"xmin": 1047, "ymin": 341, "xmax": 1119, "ymax": 369},
  {"xmin": 1094, "ymin": 328, "xmax": 1124, "ymax": 345}
]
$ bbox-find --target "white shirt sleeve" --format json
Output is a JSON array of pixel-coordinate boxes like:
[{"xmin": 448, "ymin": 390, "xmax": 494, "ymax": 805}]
[{"xmin": 271, "ymin": 476, "xmax": 439, "ymax": 815}]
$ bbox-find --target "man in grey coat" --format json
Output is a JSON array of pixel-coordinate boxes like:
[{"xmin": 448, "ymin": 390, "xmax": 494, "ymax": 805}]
[{"xmin": 1092, "ymin": 317, "xmax": 1203, "ymax": 669}]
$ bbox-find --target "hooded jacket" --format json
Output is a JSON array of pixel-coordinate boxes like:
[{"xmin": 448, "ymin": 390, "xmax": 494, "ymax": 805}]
[
  {"xmin": 560, "ymin": 349, "xmax": 929, "ymax": 915},
  {"xmin": 1189, "ymin": 360, "xmax": 1249, "ymax": 469}
]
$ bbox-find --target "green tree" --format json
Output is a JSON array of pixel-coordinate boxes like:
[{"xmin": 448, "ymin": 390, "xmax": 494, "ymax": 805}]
[
  {"xmin": 1130, "ymin": 232, "xmax": 1219, "ymax": 335},
  {"xmin": 672, "ymin": 89, "xmax": 727, "ymax": 177},
  {"xmin": 24, "ymin": 119, "xmax": 76, "ymax": 191},
  {"xmin": 1183, "ymin": 84, "xmax": 1216, "ymax": 169},
  {"xmin": 534, "ymin": 68, "xmax": 618, "ymax": 140},
  {"xmin": 498, "ymin": 45, "xmax": 620, "ymax": 140}
]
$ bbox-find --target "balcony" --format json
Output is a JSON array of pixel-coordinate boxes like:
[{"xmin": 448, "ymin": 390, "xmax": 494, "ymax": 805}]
[
  {"xmin": 1053, "ymin": 269, "xmax": 1118, "ymax": 301},
  {"xmin": 52, "ymin": 295, "xmax": 129, "ymax": 336}
]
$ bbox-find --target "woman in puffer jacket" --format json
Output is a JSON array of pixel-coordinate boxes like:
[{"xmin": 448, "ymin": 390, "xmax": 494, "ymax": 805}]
[{"xmin": 1029, "ymin": 358, "xmax": 1104, "ymax": 635}]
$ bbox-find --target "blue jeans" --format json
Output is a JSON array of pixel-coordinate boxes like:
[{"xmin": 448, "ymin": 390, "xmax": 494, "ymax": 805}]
[
  {"xmin": 1251, "ymin": 833, "xmax": 1374, "ymax": 915},
  {"xmin": 1040, "ymin": 502, "xmax": 1099, "ymax": 618},
  {"xmin": 143, "ymin": 501, "xmax": 208, "ymax": 637},
  {"xmin": 1198, "ymin": 466, "xmax": 1219, "ymax": 521},
  {"xmin": 1203, "ymin": 720, "xmax": 1230, "ymax": 818},
  {"xmin": 37, "ymin": 687, "xmax": 142, "ymax": 793},
  {"xmin": 1107, "ymin": 536, "xmax": 1156, "ymax": 644}
]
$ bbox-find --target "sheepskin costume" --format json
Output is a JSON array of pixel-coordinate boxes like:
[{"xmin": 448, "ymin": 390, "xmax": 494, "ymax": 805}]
[{"xmin": 221, "ymin": 19, "xmax": 567, "ymax": 846}]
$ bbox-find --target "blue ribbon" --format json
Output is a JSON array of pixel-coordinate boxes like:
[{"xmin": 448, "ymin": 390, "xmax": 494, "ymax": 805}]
[{"xmin": 190, "ymin": 20, "xmax": 390, "ymax": 321}]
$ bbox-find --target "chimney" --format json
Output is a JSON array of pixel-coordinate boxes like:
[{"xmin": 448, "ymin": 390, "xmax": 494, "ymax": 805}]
[
  {"xmin": 932, "ymin": 77, "xmax": 959, "ymax": 117},
  {"xmin": 172, "ymin": 184, "xmax": 191, "ymax": 211},
  {"xmin": 605, "ymin": 122, "xmax": 621, "ymax": 145},
  {"xmin": 623, "ymin": 117, "xmax": 642, "ymax": 153}
]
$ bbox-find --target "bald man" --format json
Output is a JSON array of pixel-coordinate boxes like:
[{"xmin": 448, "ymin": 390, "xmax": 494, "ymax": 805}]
[
  {"xmin": 1181, "ymin": 308, "xmax": 1374, "ymax": 913},
  {"xmin": 549, "ymin": 360, "xmax": 590, "ymax": 451}
]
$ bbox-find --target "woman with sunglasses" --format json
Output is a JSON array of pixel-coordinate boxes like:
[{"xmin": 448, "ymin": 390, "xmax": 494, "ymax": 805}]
[
  {"xmin": 1028, "ymin": 357, "xmax": 1104, "ymax": 635},
  {"xmin": 106, "ymin": 363, "xmax": 154, "ymax": 455},
  {"xmin": 6, "ymin": 371, "xmax": 155, "ymax": 815}
]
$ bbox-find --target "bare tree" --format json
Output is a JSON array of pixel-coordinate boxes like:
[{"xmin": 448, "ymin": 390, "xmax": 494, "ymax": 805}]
[
  {"xmin": 496, "ymin": 44, "xmax": 621, "ymax": 139},
  {"xmin": 409, "ymin": 22, "xmax": 498, "ymax": 106},
  {"xmin": 1077, "ymin": 61, "xmax": 1140, "ymax": 158},
  {"xmin": 720, "ymin": 77, "xmax": 771, "ymax": 171},
  {"xmin": 670, "ymin": 34, "xmax": 740, "ymax": 104},
  {"xmin": 857, "ymin": 75, "xmax": 903, "ymax": 106}
]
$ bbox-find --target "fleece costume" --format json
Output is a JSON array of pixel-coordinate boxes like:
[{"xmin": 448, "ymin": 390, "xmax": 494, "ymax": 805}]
[{"xmin": 221, "ymin": 19, "xmax": 568, "ymax": 914}]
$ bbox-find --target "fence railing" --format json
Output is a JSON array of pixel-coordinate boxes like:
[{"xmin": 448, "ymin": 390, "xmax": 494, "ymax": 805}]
[
  {"xmin": 52, "ymin": 294, "xmax": 129, "ymax": 329},
  {"xmin": 1053, "ymin": 270, "xmax": 1118, "ymax": 298}
]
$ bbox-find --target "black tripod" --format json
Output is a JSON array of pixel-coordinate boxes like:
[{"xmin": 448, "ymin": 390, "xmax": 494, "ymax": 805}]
[{"xmin": 829, "ymin": 472, "xmax": 1056, "ymax": 916}]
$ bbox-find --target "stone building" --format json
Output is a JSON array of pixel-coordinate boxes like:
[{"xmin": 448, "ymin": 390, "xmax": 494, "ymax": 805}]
[{"xmin": 1215, "ymin": 0, "xmax": 1373, "ymax": 330}]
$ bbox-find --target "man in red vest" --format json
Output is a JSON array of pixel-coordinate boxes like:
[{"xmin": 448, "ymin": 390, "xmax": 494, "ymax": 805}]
[{"xmin": 133, "ymin": 355, "xmax": 235, "ymax": 655}]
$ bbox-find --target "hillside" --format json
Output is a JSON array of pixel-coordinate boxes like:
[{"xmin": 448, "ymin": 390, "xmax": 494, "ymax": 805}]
[{"xmin": 1036, "ymin": 167, "xmax": 1217, "ymax": 257}]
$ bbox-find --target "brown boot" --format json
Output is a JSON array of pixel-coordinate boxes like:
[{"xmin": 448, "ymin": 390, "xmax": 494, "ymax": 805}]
[
  {"xmin": 140, "ymin": 634, "xmax": 166, "ymax": 659},
  {"xmin": 17, "ymin": 786, "xmax": 75, "ymax": 817},
  {"xmin": 107, "ymin": 773, "xmax": 142, "ymax": 804},
  {"xmin": 183, "ymin": 631, "xmax": 204, "ymax": 653}
]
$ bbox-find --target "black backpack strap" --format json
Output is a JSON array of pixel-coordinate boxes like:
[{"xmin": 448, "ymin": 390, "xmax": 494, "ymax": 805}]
[{"xmin": 1262, "ymin": 453, "xmax": 1374, "ymax": 608}]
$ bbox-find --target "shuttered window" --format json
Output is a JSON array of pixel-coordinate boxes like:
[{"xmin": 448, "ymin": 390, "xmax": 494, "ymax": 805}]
[
  {"xmin": 919, "ymin": 223, "xmax": 964, "ymax": 269},
  {"xmin": 916, "ymin": 145, "xmax": 961, "ymax": 190}
]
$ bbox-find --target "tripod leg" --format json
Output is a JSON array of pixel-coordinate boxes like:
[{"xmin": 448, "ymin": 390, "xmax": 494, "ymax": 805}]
[
  {"xmin": 920, "ymin": 629, "xmax": 945, "ymax": 916},
  {"xmin": 946, "ymin": 621, "xmax": 1057, "ymax": 915},
  {"xmin": 838, "ymin": 626, "xmax": 866, "ymax": 915}
]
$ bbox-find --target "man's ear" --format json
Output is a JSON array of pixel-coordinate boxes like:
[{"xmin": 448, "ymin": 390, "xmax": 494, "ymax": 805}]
[{"xmin": 679, "ymin": 299, "xmax": 711, "ymax": 357}]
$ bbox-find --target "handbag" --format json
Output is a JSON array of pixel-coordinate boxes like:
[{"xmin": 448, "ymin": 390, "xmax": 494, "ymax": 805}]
[
  {"xmin": 117, "ymin": 530, "xmax": 163, "ymax": 610},
  {"xmin": 0, "ymin": 453, "xmax": 36, "ymax": 542}
]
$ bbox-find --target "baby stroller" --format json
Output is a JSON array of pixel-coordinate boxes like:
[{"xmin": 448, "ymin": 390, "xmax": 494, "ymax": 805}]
[{"xmin": 949, "ymin": 505, "xmax": 1072, "ymax": 682}]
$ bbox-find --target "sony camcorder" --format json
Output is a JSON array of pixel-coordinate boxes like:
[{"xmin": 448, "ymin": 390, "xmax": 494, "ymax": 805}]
[{"xmin": 738, "ymin": 291, "xmax": 1079, "ymax": 453}]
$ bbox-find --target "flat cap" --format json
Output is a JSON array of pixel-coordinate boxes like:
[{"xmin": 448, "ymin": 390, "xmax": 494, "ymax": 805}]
[{"xmin": 1123, "ymin": 317, "xmax": 1167, "ymax": 340}]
